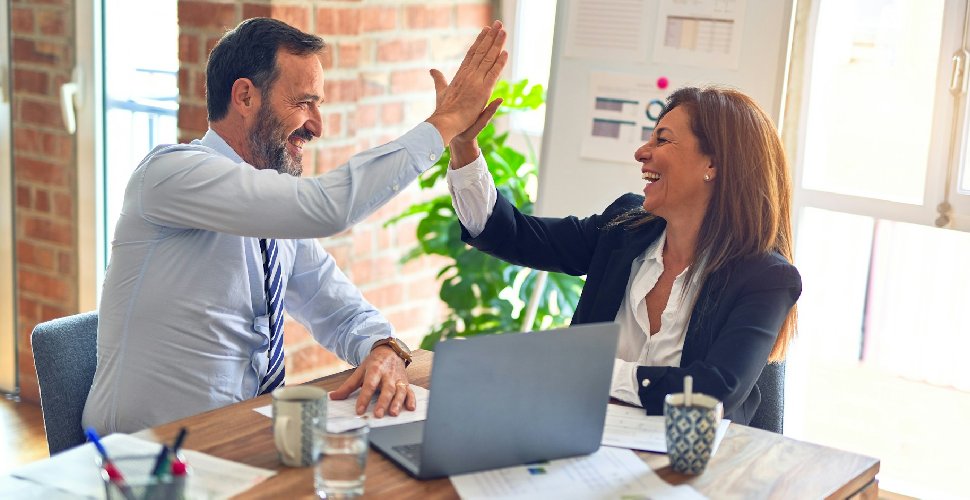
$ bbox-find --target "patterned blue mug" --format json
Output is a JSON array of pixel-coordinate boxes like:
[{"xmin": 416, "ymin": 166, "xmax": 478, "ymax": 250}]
[{"xmin": 664, "ymin": 392, "xmax": 723, "ymax": 474}]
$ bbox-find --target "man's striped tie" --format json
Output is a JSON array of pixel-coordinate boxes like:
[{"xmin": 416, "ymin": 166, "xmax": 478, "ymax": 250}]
[{"xmin": 258, "ymin": 238, "xmax": 286, "ymax": 395}]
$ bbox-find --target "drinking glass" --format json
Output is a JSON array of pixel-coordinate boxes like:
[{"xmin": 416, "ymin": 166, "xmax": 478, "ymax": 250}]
[{"xmin": 314, "ymin": 417, "xmax": 369, "ymax": 499}]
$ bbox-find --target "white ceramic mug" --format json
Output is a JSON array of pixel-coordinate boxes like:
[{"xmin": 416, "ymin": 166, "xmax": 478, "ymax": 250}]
[{"xmin": 272, "ymin": 386, "xmax": 327, "ymax": 467}]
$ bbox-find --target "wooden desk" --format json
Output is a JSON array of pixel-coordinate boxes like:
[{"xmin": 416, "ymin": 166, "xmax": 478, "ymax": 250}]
[{"xmin": 134, "ymin": 350, "xmax": 879, "ymax": 499}]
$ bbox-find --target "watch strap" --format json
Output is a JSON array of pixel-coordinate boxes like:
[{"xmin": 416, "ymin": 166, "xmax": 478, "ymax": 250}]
[{"xmin": 372, "ymin": 337, "xmax": 412, "ymax": 367}]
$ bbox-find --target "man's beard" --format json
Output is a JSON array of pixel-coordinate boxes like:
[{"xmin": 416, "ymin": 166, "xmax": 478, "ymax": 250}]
[{"xmin": 247, "ymin": 105, "xmax": 309, "ymax": 177}]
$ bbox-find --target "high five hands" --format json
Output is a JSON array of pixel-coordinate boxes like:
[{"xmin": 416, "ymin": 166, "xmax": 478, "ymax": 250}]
[{"xmin": 426, "ymin": 20, "xmax": 508, "ymax": 145}]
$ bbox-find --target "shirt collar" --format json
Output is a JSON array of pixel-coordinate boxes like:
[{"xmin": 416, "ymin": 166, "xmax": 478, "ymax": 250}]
[
  {"xmin": 635, "ymin": 230, "xmax": 707, "ymax": 283},
  {"xmin": 636, "ymin": 229, "xmax": 667, "ymax": 265},
  {"xmin": 195, "ymin": 128, "xmax": 246, "ymax": 164}
]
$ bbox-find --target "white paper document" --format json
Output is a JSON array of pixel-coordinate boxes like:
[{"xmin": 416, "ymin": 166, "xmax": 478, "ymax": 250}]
[
  {"xmin": 581, "ymin": 71, "xmax": 670, "ymax": 164},
  {"xmin": 602, "ymin": 404, "xmax": 731, "ymax": 454},
  {"xmin": 9, "ymin": 433, "xmax": 275, "ymax": 499},
  {"xmin": 564, "ymin": 0, "xmax": 650, "ymax": 62},
  {"xmin": 0, "ymin": 475, "xmax": 78, "ymax": 500},
  {"xmin": 254, "ymin": 384, "xmax": 429, "ymax": 432},
  {"xmin": 652, "ymin": 0, "xmax": 746, "ymax": 69},
  {"xmin": 450, "ymin": 446, "xmax": 706, "ymax": 500}
]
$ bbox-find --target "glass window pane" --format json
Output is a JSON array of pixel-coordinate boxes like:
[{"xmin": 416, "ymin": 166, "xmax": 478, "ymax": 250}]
[
  {"xmin": 864, "ymin": 219, "xmax": 970, "ymax": 390},
  {"xmin": 103, "ymin": 0, "xmax": 178, "ymax": 253},
  {"xmin": 790, "ymin": 207, "xmax": 970, "ymax": 498},
  {"xmin": 801, "ymin": 0, "xmax": 944, "ymax": 204},
  {"xmin": 511, "ymin": 0, "xmax": 557, "ymax": 135},
  {"xmin": 793, "ymin": 207, "xmax": 875, "ymax": 362}
]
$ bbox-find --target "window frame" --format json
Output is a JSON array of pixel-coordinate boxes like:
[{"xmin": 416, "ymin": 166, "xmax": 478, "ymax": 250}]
[
  {"xmin": 500, "ymin": 0, "xmax": 558, "ymax": 166},
  {"xmin": 787, "ymin": 0, "xmax": 970, "ymax": 232}
]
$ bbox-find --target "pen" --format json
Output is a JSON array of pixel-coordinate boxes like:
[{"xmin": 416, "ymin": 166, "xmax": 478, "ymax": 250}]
[
  {"xmin": 141, "ymin": 444, "xmax": 171, "ymax": 500},
  {"xmin": 169, "ymin": 429, "xmax": 190, "ymax": 498},
  {"xmin": 170, "ymin": 458, "xmax": 188, "ymax": 498},
  {"xmin": 150, "ymin": 445, "xmax": 170, "ymax": 477},
  {"xmin": 85, "ymin": 427, "xmax": 110, "ymax": 459},
  {"xmin": 170, "ymin": 427, "xmax": 189, "ymax": 482},
  {"xmin": 171, "ymin": 427, "xmax": 188, "ymax": 455},
  {"xmin": 85, "ymin": 428, "xmax": 136, "ymax": 500}
]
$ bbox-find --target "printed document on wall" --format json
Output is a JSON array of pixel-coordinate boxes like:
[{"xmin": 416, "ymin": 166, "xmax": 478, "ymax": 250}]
[
  {"xmin": 582, "ymin": 72, "xmax": 669, "ymax": 164},
  {"xmin": 564, "ymin": 0, "xmax": 650, "ymax": 62},
  {"xmin": 652, "ymin": 0, "xmax": 746, "ymax": 69}
]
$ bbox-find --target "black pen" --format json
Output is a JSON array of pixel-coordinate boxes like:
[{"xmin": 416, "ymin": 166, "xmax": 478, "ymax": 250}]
[
  {"xmin": 171, "ymin": 427, "xmax": 188, "ymax": 456},
  {"xmin": 150, "ymin": 444, "xmax": 170, "ymax": 477},
  {"xmin": 169, "ymin": 427, "xmax": 190, "ymax": 496}
]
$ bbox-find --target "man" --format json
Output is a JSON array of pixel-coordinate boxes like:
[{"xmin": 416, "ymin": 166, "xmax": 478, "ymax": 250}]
[{"xmin": 82, "ymin": 17, "xmax": 507, "ymax": 434}]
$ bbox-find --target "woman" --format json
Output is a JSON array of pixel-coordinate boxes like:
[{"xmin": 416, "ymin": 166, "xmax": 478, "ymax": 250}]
[{"xmin": 446, "ymin": 86, "xmax": 801, "ymax": 425}]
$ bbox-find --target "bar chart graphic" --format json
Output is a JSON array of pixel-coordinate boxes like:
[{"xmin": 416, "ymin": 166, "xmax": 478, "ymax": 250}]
[{"xmin": 664, "ymin": 16, "xmax": 734, "ymax": 54}]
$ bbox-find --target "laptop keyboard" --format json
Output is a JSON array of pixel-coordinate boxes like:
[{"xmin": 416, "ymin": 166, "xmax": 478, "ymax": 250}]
[{"xmin": 392, "ymin": 443, "xmax": 423, "ymax": 467}]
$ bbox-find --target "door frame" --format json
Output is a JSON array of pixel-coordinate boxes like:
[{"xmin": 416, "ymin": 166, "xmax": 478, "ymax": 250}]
[
  {"xmin": 76, "ymin": 0, "xmax": 105, "ymax": 313},
  {"xmin": 1, "ymin": 0, "xmax": 18, "ymax": 394}
]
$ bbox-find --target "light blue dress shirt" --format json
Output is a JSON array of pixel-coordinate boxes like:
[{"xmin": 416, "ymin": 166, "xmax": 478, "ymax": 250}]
[{"xmin": 82, "ymin": 123, "xmax": 443, "ymax": 434}]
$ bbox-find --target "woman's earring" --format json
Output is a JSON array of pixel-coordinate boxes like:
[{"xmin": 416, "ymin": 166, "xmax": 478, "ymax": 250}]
[{"xmin": 703, "ymin": 174, "xmax": 711, "ymax": 181}]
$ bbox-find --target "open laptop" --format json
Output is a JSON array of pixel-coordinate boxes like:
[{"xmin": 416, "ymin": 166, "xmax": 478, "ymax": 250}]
[{"xmin": 369, "ymin": 322, "xmax": 620, "ymax": 479}]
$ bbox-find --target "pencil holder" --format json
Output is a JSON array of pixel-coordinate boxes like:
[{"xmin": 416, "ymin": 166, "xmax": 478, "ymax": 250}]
[{"xmin": 98, "ymin": 454, "xmax": 188, "ymax": 500}]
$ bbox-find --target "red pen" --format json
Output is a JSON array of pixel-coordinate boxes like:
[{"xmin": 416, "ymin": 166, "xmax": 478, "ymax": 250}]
[{"xmin": 171, "ymin": 455, "xmax": 188, "ymax": 495}]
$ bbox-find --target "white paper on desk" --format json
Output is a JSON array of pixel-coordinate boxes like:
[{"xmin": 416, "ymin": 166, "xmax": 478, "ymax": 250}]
[
  {"xmin": 0, "ymin": 475, "xmax": 78, "ymax": 499},
  {"xmin": 450, "ymin": 446, "xmax": 706, "ymax": 500},
  {"xmin": 602, "ymin": 404, "xmax": 730, "ymax": 455},
  {"xmin": 10, "ymin": 433, "xmax": 275, "ymax": 499},
  {"xmin": 254, "ymin": 384, "xmax": 429, "ymax": 432},
  {"xmin": 179, "ymin": 448, "xmax": 277, "ymax": 498}
]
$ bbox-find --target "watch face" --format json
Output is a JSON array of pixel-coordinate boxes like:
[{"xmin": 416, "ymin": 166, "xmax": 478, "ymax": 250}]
[{"xmin": 391, "ymin": 338, "xmax": 411, "ymax": 354}]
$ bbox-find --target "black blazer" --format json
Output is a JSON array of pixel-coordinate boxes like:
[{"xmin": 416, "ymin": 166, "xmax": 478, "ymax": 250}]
[{"xmin": 461, "ymin": 192, "xmax": 802, "ymax": 424}]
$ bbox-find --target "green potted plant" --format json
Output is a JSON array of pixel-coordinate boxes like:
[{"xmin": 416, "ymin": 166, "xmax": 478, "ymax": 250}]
[{"xmin": 387, "ymin": 80, "xmax": 585, "ymax": 349}]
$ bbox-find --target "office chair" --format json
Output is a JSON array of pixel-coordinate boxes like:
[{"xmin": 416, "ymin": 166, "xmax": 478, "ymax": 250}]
[
  {"xmin": 30, "ymin": 311, "xmax": 99, "ymax": 455},
  {"xmin": 748, "ymin": 361, "xmax": 785, "ymax": 434}
]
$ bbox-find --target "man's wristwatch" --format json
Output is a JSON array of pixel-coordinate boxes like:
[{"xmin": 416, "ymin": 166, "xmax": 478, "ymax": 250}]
[{"xmin": 371, "ymin": 337, "xmax": 412, "ymax": 367}]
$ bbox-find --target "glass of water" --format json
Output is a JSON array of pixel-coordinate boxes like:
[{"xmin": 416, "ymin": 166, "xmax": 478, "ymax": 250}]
[{"xmin": 315, "ymin": 416, "xmax": 369, "ymax": 499}]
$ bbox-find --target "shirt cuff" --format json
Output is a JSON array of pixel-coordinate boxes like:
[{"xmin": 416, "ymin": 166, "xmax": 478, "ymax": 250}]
[
  {"xmin": 446, "ymin": 154, "xmax": 489, "ymax": 188},
  {"xmin": 610, "ymin": 359, "xmax": 643, "ymax": 407},
  {"xmin": 446, "ymin": 154, "xmax": 496, "ymax": 238},
  {"xmin": 352, "ymin": 323, "xmax": 395, "ymax": 365},
  {"xmin": 397, "ymin": 121, "xmax": 446, "ymax": 174}
]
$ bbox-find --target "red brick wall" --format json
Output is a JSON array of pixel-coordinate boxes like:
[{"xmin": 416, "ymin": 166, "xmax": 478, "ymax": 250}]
[
  {"xmin": 178, "ymin": 0, "xmax": 491, "ymax": 382},
  {"xmin": 11, "ymin": 0, "xmax": 77, "ymax": 402},
  {"xmin": 9, "ymin": 0, "xmax": 489, "ymax": 401}
]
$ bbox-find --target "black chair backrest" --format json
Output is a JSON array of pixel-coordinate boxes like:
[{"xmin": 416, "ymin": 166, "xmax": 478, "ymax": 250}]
[{"xmin": 749, "ymin": 361, "xmax": 785, "ymax": 434}]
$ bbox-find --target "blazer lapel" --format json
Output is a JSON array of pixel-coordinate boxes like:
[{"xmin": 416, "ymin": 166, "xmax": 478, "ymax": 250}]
[
  {"xmin": 586, "ymin": 224, "xmax": 664, "ymax": 322},
  {"xmin": 681, "ymin": 262, "xmax": 733, "ymax": 364}
]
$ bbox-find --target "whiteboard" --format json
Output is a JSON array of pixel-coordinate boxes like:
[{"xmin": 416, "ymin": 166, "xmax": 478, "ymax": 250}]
[{"xmin": 535, "ymin": 0, "xmax": 795, "ymax": 218}]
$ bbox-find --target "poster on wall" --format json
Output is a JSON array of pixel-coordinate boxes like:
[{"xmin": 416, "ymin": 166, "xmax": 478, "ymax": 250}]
[
  {"xmin": 652, "ymin": 0, "xmax": 747, "ymax": 70},
  {"xmin": 581, "ymin": 72, "xmax": 670, "ymax": 164},
  {"xmin": 563, "ymin": 0, "xmax": 651, "ymax": 62}
]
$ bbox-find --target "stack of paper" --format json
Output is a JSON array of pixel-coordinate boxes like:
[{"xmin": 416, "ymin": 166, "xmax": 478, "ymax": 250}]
[
  {"xmin": 450, "ymin": 447, "xmax": 706, "ymax": 500},
  {"xmin": 602, "ymin": 404, "xmax": 731, "ymax": 454},
  {"xmin": 254, "ymin": 384, "xmax": 430, "ymax": 432}
]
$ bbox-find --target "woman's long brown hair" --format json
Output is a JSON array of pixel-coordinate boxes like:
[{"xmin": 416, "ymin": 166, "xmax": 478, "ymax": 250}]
[{"xmin": 619, "ymin": 86, "xmax": 796, "ymax": 361}]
